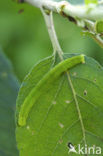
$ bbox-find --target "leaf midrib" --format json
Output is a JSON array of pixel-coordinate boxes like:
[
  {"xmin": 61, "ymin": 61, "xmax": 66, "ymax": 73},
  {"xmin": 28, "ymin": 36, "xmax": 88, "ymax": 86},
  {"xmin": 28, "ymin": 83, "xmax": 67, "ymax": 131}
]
[
  {"xmin": 58, "ymin": 54, "xmax": 87, "ymax": 154},
  {"xmin": 66, "ymin": 71, "xmax": 87, "ymax": 143}
]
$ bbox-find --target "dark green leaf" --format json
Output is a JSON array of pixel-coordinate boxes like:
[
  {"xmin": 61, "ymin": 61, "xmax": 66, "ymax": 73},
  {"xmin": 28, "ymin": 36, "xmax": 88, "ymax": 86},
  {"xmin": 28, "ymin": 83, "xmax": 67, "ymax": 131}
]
[
  {"xmin": 0, "ymin": 50, "xmax": 19, "ymax": 156},
  {"xmin": 16, "ymin": 53, "xmax": 103, "ymax": 156}
]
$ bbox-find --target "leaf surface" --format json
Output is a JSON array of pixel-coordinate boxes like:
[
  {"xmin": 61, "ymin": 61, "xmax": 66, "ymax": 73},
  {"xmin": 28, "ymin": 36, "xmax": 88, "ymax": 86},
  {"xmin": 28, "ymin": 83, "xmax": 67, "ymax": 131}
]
[
  {"xmin": 0, "ymin": 50, "xmax": 19, "ymax": 156},
  {"xmin": 16, "ymin": 53, "xmax": 103, "ymax": 156}
]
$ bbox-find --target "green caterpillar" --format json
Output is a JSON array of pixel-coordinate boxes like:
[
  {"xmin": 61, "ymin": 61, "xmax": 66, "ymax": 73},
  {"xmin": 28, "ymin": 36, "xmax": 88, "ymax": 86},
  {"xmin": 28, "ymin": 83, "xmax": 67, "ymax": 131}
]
[{"xmin": 18, "ymin": 55, "xmax": 85, "ymax": 126}]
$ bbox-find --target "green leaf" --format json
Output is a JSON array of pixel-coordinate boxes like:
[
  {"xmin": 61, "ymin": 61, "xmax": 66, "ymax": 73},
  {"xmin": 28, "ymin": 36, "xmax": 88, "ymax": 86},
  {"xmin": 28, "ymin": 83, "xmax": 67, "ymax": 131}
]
[
  {"xmin": 0, "ymin": 50, "xmax": 19, "ymax": 156},
  {"xmin": 16, "ymin": 53, "xmax": 103, "ymax": 156},
  {"xmin": 85, "ymin": 0, "xmax": 98, "ymax": 5},
  {"xmin": 95, "ymin": 20, "xmax": 103, "ymax": 34}
]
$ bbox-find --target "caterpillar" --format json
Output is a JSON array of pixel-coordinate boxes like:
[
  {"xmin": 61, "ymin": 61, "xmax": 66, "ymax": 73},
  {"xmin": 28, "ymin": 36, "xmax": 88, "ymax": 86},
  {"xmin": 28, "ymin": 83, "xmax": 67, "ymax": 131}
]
[{"xmin": 18, "ymin": 54, "xmax": 85, "ymax": 126}]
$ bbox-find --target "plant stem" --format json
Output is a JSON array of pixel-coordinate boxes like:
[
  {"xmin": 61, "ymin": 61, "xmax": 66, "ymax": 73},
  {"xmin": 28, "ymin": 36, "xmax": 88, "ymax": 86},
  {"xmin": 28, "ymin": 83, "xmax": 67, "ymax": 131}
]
[
  {"xmin": 41, "ymin": 9, "xmax": 63, "ymax": 60},
  {"xmin": 42, "ymin": 9, "xmax": 86, "ymax": 147},
  {"xmin": 25, "ymin": 0, "xmax": 103, "ymax": 21},
  {"xmin": 84, "ymin": 20, "xmax": 103, "ymax": 48},
  {"xmin": 91, "ymin": 34, "xmax": 103, "ymax": 49},
  {"xmin": 23, "ymin": 0, "xmax": 103, "ymax": 49}
]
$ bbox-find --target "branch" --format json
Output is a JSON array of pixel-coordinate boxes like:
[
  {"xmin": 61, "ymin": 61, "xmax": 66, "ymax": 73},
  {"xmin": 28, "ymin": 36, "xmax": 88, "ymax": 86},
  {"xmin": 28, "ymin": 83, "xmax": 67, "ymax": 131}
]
[
  {"xmin": 24, "ymin": 0, "xmax": 103, "ymax": 21},
  {"xmin": 21, "ymin": 0, "xmax": 103, "ymax": 50}
]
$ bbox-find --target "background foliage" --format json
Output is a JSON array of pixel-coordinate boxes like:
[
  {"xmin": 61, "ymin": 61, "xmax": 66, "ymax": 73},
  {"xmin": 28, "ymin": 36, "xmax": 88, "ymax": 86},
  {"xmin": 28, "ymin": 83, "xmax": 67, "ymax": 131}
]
[
  {"xmin": 0, "ymin": 0, "xmax": 103, "ymax": 81},
  {"xmin": 0, "ymin": 50, "xmax": 19, "ymax": 156}
]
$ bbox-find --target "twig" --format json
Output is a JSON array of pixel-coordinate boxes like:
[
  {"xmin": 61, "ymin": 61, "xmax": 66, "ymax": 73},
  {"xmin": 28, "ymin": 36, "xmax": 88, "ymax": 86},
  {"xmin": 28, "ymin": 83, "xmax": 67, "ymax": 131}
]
[
  {"xmin": 92, "ymin": 34, "xmax": 103, "ymax": 49},
  {"xmin": 20, "ymin": 0, "xmax": 103, "ymax": 49},
  {"xmin": 24, "ymin": 0, "xmax": 103, "ymax": 21}
]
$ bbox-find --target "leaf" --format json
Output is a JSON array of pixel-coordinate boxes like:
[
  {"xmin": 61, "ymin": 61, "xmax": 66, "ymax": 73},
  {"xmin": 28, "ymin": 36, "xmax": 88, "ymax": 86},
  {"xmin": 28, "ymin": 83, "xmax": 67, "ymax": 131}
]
[
  {"xmin": 85, "ymin": 0, "xmax": 98, "ymax": 5},
  {"xmin": 0, "ymin": 50, "xmax": 19, "ymax": 156},
  {"xmin": 18, "ymin": 55, "xmax": 85, "ymax": 126},
  {"xmin": 16, "ymin": 53, "xmax": 103, "ymax": 156},
  {"xmin": 95, "ymin": 20, "xmax": 103, "ymax": 34}
]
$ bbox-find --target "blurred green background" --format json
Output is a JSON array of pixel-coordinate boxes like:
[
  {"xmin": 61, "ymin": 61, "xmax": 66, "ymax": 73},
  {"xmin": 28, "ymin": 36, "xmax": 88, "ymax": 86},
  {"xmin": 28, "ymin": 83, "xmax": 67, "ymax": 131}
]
[{"xmin": 0, "ymin": 0, "xmax": 103, "ymax": 82}]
